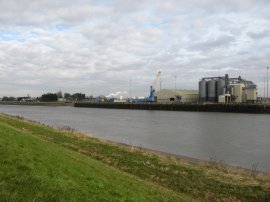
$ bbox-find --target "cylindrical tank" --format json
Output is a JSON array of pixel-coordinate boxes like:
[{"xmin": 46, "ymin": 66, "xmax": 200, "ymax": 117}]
[
  {"xmin": 207, "ymin": 80, "xmax": 217, "ymax": 102},
  {"xmin": 216, "ymin": 79, "xmax": 225, "ymax": 96},
  {"xmin": 199, "ymin": 80, "xmax": 207, "ymax": 102}
]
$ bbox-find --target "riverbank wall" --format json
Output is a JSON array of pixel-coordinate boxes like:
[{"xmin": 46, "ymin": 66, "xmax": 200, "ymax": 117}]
[{"xmin": 74, "ymin": 102, "xmax": 270, "ymax": 114}]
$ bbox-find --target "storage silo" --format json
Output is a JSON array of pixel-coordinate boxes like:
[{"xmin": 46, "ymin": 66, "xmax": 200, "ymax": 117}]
[
  {"xmin": 246, "ymin": 88, "xmax": 257, "ymax": 103},
  {"xmin": 207, "ymin": 80, "xmax": 217, "ymax": 102},
  {"xmin": 199, "ymin": 79, "xmax": 207, "ymax": 102},
  {"xmin": 229, "ymin": 83, "xmax": 245, "ymax": 103},
  {"xmin": 216, "ymin": 79, "xmax": 225, "ymax": 96}
]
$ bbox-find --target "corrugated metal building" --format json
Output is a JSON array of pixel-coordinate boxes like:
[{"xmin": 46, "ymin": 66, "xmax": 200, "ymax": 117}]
[{"xmin": 154, "ymin": 89, "xmax": 199, "ymax": 104}]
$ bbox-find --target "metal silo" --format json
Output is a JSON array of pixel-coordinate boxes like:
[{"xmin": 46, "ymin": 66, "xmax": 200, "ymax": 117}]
[
  {"xmin": 199, "ymin": 79, "xmax": 207, "ymax": 102},
  {"xmin": 216, "ymin": 79, "xmax": 225, "ymax": 96},
  {"xmin": 207, "ymin": 80, "xmax": 217, "ymax": 102}
]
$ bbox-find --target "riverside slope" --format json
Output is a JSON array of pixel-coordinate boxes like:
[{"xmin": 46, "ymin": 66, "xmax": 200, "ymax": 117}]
[{"xmin": 0, "ymin": 114, "xmax": 269, "ymax": 201}]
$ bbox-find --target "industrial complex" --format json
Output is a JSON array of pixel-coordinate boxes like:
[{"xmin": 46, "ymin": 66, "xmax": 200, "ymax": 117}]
[
  {"xmin": 2, "ymin": 70, "xmax": 269, "ymax": 113},
  {"xmin": 107, "ymin": 72, "xmax": 259, "ymax": 104},
  {"xmin": 198, "ymin": 74, "xmax": 257, "ymax": 104},
  {"xmin": 0, "ymin": 71, "xmax": 262, "ymax": 105},
  {"xmin": 150, "ymin": 73, "xmax": 258, "ymax": 104},
  {"xmin": 74, "ymin": 72, "xmax": 269, "ymax": 113}
]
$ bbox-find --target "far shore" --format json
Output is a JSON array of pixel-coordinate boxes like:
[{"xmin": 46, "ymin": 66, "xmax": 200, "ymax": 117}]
[
  {"xmin": 1, "ymin": 101, "xmax": 270, "ymax": 114},
  {"xmin": 0, "ymin": 101, "xmax": 73, "ymax": 106}
]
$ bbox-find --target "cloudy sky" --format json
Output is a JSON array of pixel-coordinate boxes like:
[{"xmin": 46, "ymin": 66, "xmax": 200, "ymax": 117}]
[{"xmin": 0, "ymin": 0, "xmax": 269, "ymax": 97}]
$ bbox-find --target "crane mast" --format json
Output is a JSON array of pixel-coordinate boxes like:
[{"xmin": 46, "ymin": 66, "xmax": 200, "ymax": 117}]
[{"xmin": 148, "ymin": 71, "xmax": 161, "ymax": 102}]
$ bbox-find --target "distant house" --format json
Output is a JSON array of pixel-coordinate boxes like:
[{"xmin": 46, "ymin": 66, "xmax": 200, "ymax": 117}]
[
  {"xmin": 154, "ymin": 89, "xmax": 199, "ymax": 104},
  {"xmin": 58, "ymin": 98, "xmax": 66, "ymax": 102}
]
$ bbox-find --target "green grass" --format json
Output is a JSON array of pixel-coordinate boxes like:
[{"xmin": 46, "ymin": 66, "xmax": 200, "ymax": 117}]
[
  {"xmin": 0, "ymin": 113, "xmax": 270, "ymax": 201},
  {"xmin": 0, "ymin": 115, "xmax": 193, "ymax": 202}
]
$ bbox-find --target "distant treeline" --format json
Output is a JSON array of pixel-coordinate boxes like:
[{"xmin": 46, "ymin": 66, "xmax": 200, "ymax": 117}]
[
  {"xmin": 39, "ymin": 92, "xmax": 86, "ymax": 102},
  {"xmin": 40, "ymin": 93, "xmax": 58, "ymax": 102},
  {"xmin": 1, "ymin": 91, "xmax": 86, "ymax": 102}
]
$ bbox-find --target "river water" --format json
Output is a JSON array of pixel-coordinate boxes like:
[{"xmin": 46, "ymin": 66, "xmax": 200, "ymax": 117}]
[{"xmin": 1, "ymin": 105, "xmax": 269, "ymax": 172}]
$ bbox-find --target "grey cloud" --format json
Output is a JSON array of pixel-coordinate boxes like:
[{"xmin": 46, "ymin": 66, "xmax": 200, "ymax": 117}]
[
  {"xmin": 0, "ymin": 0, "xmax": 269, "ymax": 97},
  {"xmin": 0, "ymin": 0, "xmax": 110, "ymax": 26},
  {"xmin": 190, "ymin": 35, "xmax": 236, "ymax": 51},
  {"xmin": 248, "ymin": 30, "xmax": 270, "ymax": 39}
]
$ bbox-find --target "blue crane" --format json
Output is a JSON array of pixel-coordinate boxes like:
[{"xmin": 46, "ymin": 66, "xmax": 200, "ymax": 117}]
[
  {"xmin": 147, "ymin": 71, "xmax": 161, "ymax": 102},
  {"xmin": 130, "ymin": 71, "xmax": 161, "ymax": 103}
]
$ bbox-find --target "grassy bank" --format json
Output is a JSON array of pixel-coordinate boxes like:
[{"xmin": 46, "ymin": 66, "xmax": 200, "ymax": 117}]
[
  {"xmin": 0, "ymin": 114, "xmax": 269, "ymax": 201},
  {"xmin": 0, "ymin": 114, "xmax": 192, "ymax": 201}
]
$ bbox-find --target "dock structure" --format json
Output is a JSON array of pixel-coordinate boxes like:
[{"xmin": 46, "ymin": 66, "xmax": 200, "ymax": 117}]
[{"xmin": 74, "ymin": 102, "xmax": 270, "ymax": 114}]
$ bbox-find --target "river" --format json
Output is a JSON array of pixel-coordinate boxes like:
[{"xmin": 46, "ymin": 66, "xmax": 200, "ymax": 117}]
[{"xmin": 1, "ymin": 105, "xmax": 269, "ymax": 172}]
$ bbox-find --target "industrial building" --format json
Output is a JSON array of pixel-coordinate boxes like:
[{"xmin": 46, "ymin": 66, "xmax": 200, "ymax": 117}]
[
  {"xmin": 199, "ymin": 74, "xmax": 257, "ymax": 103},
  {"xmin": 154, "ymin": 89, "xmax": 199, "ymax": 104}
]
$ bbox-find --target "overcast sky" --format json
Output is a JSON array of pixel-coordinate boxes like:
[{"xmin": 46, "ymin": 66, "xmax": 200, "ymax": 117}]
[{"xmin": 0, "ymin": 0, "xmax": 269, "ymax": 97}]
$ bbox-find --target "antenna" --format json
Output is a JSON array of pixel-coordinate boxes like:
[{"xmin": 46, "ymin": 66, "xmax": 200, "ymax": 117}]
[
  {"xmin": 91, "ymin": 82, "xmax": 94, "ymax": 97},
  {"xmin": 264, "ymin": 77, "xmax": 265, "ymax": 99},
  {"xmin": 267, "ymin": 67, "xmax": 269, "ymax": 100},
  {"xmin": 129, "ymin": 79, "xmax": 131, "ymax": 98},
  {"xmin": 174, "ymin": 75, "xmax": 177, "ymax": 90}
]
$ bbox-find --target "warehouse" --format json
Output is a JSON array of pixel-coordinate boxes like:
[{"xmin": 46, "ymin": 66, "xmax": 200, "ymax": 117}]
[{"xmin": 154, "ymin": 89, "xmax": 199, "ymax": 104}]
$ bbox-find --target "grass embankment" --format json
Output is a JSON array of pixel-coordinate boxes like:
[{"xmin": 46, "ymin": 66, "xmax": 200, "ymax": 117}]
[
  {"xmin": 0, "ymin": 114, "xmax": 269, "ymax": 201},
  {"xmin": 0, "ymin": 114, "xmax": 191, "ymax": 202}
]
